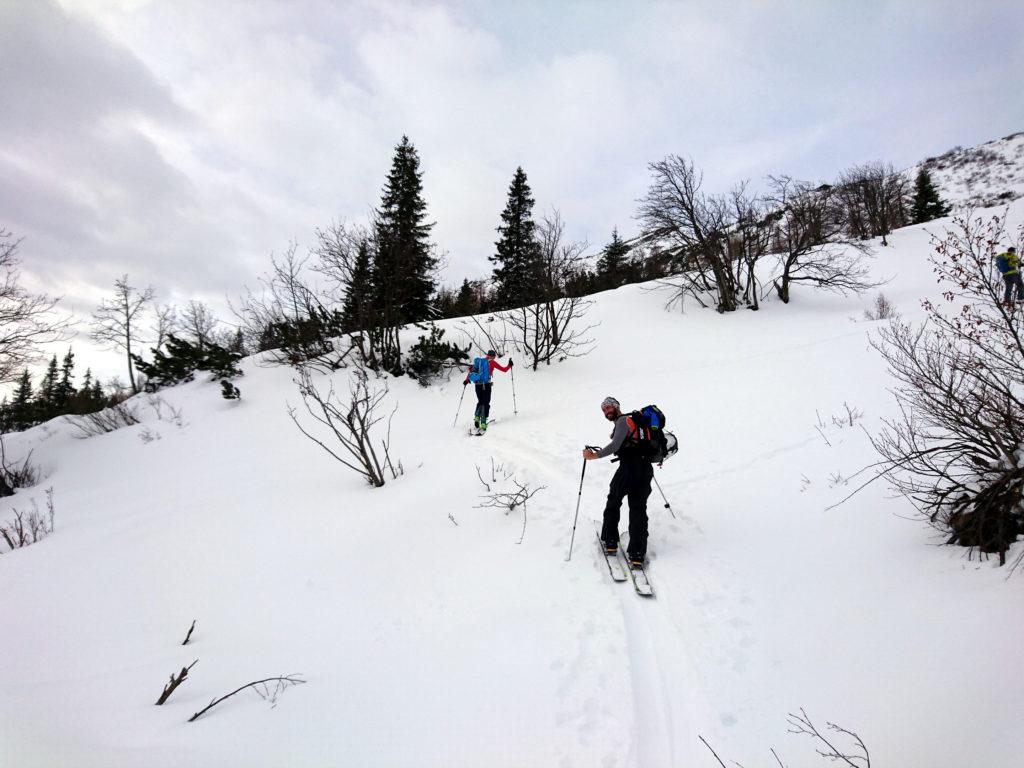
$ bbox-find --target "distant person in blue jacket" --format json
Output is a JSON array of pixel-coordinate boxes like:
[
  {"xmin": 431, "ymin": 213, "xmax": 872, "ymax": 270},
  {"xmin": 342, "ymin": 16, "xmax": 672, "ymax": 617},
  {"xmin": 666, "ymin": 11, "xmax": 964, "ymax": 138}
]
[
  {"xmin": 996, "ymin": 246, "xmax": 1023, "ymax": 304},
  {"xmin": 463, "ymin": 349, "xmax": 512, "ymax": 435}
]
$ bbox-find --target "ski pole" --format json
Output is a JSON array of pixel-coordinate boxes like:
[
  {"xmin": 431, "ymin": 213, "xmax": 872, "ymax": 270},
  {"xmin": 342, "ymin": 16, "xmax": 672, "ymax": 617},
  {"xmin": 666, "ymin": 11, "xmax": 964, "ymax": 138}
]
[
  {"xmin": 565, "ymin": 454, "xmax": 590, "ymax": 562},
  {"xmin": 510, "ymin": 360, "xmax": 518, "ymax": 416},
  {"xmin": 453, "ymin": 382, "xmax": 468, "ymax": 428},
  {"xmin": 652, "ymin": 474, "xmax": 676, "ymax": 519}
]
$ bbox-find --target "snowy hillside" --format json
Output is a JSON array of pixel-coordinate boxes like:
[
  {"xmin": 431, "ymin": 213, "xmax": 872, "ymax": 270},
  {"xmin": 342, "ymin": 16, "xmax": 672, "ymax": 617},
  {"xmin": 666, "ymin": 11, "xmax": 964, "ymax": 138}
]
[
  {"xmin": 2, "ymin": 201, "xmax": 1024, "ymax": 767},
  {"xmin": 912, "ymin": 130, "xmax": 1024, "ymax": 208}
]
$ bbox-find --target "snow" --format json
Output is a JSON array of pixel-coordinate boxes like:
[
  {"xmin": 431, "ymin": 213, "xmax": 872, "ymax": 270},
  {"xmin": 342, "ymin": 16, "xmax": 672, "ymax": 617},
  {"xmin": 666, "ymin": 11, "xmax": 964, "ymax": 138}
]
[
  {"xmin": 910, "ymin": 130, "xmax": 1024, "ymax": 209},
  {"xmin": 3, "ymin": 175, "xmax": 1024, "ymax": 767}
]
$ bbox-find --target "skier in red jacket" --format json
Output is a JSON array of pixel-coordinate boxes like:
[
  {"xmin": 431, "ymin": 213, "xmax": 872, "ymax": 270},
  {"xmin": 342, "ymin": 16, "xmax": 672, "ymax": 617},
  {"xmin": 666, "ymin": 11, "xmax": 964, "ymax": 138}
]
[{"xmin": 463, "ymin": 349, "xmax": 512, "ymax": 435}]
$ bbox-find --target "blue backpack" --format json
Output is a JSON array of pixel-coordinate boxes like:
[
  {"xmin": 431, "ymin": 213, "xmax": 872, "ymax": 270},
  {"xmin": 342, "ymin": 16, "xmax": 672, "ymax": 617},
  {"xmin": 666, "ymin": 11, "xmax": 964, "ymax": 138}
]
[
  {"xmin": 997, "ymin": 254, "xmax": 1011, "ymax": 274},
  {"xmin": 468, "ymin": 356, "xmax": 491, "ymax": 384}
]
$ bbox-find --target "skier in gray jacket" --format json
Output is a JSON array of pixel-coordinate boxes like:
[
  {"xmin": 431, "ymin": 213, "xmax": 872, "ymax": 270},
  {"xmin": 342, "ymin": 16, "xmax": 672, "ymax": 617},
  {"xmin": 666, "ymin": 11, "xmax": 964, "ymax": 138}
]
[{"xmin": 583, "ymin": 396, "xmax": 653, "ymax": 566}]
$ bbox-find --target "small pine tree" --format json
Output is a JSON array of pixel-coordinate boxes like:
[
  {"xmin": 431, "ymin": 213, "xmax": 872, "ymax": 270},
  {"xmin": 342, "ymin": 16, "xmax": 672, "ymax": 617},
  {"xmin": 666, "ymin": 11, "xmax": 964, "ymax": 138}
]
[
  {"xmin": 9, "ymin": 369, "xmax": 35, "ymax": 431},
  {"xmin": 595, "ymin": 227, "xmax": 632, "ymax": 290},
  {"xmin": 490, "ymin": 167, "xmax": 543, "ymax": 310},
  {"xmin": 228, "ymin": 328, "xmax": 246, "ymax": 355},
  {"xmin": 453, "ymin": 279, "xmax": 477, "ymax": 317},
  {"xmin": 911, "ymin": 168, "xmax": 951, "ymax": 224},
  {"xmin": 342, "ymin": 238, "xmax": 375, "ymax": 332},
  {"xmin": 404, "ymin": 325, "xmax": 468, "ymax": 386},
  {"xmin": 132, "ymin": 335, "xmax": 243, "ymax": 392}
]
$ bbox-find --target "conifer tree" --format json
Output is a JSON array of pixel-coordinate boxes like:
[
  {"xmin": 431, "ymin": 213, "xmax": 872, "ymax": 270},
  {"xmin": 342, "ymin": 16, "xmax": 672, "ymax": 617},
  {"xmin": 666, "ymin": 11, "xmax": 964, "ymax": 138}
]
[
  {"xmin": 371, "ymin": 136, "xmax": 437, "ymax": 372},
  {"xmin": 453, "ymin": 279, "xmax": 477, "ymax": 317},
  {"xmin": 490, "ymin": 167, "xmax": 542, "ymax": 309},
  {"xmin": 342, "ymin": 238, "xmax": 374, "ymax": 333},
  {"xmin": 595, "ymin": 227, "xmax": 632, "ymax": 290},
  {"xmin": 10, "ymin": 368, "xmax": 34, "ymax": 430},
  {"xmin": 911, "ymin": 168, "xmax": 951, "ymax": 224},
  {"xmin": 36, "ymin": 354, "xmax": 59, "ymax": 420},
  {"xmin": 53, "ymin": 348, "xmax": 76, "ymax": 412}
]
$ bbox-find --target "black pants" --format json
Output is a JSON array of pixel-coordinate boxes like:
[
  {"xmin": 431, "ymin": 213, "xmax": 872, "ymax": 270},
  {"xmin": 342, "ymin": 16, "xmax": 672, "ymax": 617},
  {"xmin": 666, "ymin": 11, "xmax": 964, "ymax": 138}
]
[
  {"xmin": 1004, "ymin": 273, "xmax": 1024, "ymax": 303},
  {"xmin": 600, "ymin": 458, "xmax": 653, "ymax": 559},
  {"xmin": 473, "ymin": 383, "xmax": 492, "ymax": 422}
]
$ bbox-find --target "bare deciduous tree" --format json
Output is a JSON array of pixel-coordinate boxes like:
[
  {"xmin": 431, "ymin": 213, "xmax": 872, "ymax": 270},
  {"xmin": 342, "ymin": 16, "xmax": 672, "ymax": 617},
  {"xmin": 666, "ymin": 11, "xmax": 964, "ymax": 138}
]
[
  {"xmin": 502, "ymin": 210, "xmax": 596, "ymax": 370},
  {"xmin": 835, "ymin": 161, "xmax": 909, "ymax": 245},
  {"xmin": 0, "ymin": 230, "xmax": 72, "ymax": 384},
  {"xmin": 638, "ymin": 155, "xmax": 738, "ymax": 312},
  {"xmin": 180, "ymin": 300, "xmax": 219, "ymax": 349},
  {"xmin": 766, "ymin": 176, "xmax": 878, "ymax": 303},
  {"xmin": 151, "ymin": 303, "xmax": 179, "ymax": 352},
  {"xmin": 90, "ymin": 275, "xmax": 154, "ymax": 394}
]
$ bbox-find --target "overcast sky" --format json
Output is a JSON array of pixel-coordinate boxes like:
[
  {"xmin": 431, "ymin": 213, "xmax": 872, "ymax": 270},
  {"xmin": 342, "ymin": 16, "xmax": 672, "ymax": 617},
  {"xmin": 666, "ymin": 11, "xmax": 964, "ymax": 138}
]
[{"xmin": 2, "ymin": 0, "xmax": 1023, "ymax": 383}]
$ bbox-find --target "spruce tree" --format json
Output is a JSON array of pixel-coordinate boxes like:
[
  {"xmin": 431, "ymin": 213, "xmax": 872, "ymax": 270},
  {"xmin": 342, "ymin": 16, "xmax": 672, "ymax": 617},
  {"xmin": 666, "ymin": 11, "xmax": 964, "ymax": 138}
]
[
  {"xmin": 10, "ymin": 369, "xmax": 34, "ymax": 430},
  {"xmin": 53, "ymin": 348, "xmax": 76, "ymax": 412},
  {"xmin": 595, "ymin": 227, "xmax": 632, "ymax": 290},
  {"xmin": 453, "ymin": 279, "xmax": 476, "ymax": 317},
  {"xmin": 36, "ymin": 355, "xmax": 59, "ymax": 421},
  {"xmin": 342, "ymin": 238, "xmax": 375, "ymax": 332},
  {"xmin": 911, "ymin": 168, "xmax": 950, "ymax": 224},
  {"xmin": 490, "ymin": 167, "xmax": 542, "ymax": 309},
  {"xmin": 373, "ymin": 139, "xmax": 436, "ymax": 330}
]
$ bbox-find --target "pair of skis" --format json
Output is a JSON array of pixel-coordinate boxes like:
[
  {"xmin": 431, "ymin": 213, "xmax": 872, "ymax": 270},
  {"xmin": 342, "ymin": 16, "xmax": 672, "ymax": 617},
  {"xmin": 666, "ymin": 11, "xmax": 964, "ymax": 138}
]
[{"xmin": 596, "ymin": 532, "xmax": 653, "ymax": 597}]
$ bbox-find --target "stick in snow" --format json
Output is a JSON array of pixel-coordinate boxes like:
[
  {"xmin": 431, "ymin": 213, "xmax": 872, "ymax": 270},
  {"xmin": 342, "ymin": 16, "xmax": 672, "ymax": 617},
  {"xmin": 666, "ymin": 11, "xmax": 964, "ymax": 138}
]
[
  {"xmin": 155, "ymin": 659, "xmax": 198, "ymax": 705},
  {"xmin": 188, "ymin": 674, "xmax": 306, "ymax": 722}
]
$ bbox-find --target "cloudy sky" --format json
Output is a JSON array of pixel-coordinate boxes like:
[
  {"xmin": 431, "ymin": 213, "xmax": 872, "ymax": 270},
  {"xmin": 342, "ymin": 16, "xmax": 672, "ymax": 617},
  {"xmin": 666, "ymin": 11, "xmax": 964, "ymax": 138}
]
[{"xmin": 2, "ymin": 0, "xmax": 1023, "ymax": 383}]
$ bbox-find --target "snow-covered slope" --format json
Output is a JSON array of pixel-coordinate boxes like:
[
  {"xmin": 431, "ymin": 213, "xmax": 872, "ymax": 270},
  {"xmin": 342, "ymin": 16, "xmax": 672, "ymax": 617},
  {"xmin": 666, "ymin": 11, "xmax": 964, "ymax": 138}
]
[
  {"xmin": 2, "ymin": 202, "xmax": 1024, "ymax": 768},
  {"xmin": 912, "ymin": 130, "xmax": 1024, "ymax": 208}
]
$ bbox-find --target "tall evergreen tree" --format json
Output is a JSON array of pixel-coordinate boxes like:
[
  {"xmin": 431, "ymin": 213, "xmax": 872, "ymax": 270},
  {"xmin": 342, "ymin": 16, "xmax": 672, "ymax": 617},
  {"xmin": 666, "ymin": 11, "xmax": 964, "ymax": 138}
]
[
  {"xmin": 595, "ymin": 227, "xmax": 632, "ymax": 289},
  {"xmin": 490, "ymin": 167, "xmax": 542, "ymax": 309},
  {"xmin": 911, "ymin": 168, "xmax": 951, "ymax": 224},
  {"xmin": 53, "ymin": 348, "xmax": 76, "ymax": 411},
  {"xmin": 371, "ymin": 136, "xmax": 437, "ymax": 371},
  {"xmin": 35, "ymin": 354, "xmax": 59, "ymax": 420}
]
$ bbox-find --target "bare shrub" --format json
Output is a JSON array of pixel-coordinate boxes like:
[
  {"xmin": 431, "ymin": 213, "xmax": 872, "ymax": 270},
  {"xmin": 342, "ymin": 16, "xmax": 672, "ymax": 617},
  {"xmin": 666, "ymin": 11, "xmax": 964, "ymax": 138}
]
[
  {"xmin": 0, "ymin": 436, "xmax": 39, "ymax": 497},
  {"xmin": 866, "ymin": 212, "xmax": 1024, "ymax": 564},
  {"xmin": 288, "ymin": 366, "xmax": 400, "ymax": 488},
  {"xmin": 0, "ymin": 487, "xmax": 55, "ymax": 553},
  {"xmin": 699, "ymin": 708, "xmax": 870, "ymax": 767},
  {"xmin": 475, "ymin": 461, "xmax": 546, "ymax": 544},
  {"xmin": 862, "ymin": 292, "xmax": 897, "ymax": 321},
  {"xmin": 67, "ymin": 401, "xmax": 140, "ymax": 438}
]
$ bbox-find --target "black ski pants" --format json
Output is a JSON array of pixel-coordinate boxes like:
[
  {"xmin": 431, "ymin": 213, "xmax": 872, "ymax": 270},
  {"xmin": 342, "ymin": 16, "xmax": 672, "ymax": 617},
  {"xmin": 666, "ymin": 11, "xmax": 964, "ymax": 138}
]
[
  {"xmin": 600, "ymin": 457, "xmax": 654, "ymax": 559},
  {"xmin": 473, "ymin": 383, "xmax": 492, "ymax": 422},
  {"xmin": 1004, "ymin": 273, "xmax": 1024, "ymax": 303}
]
